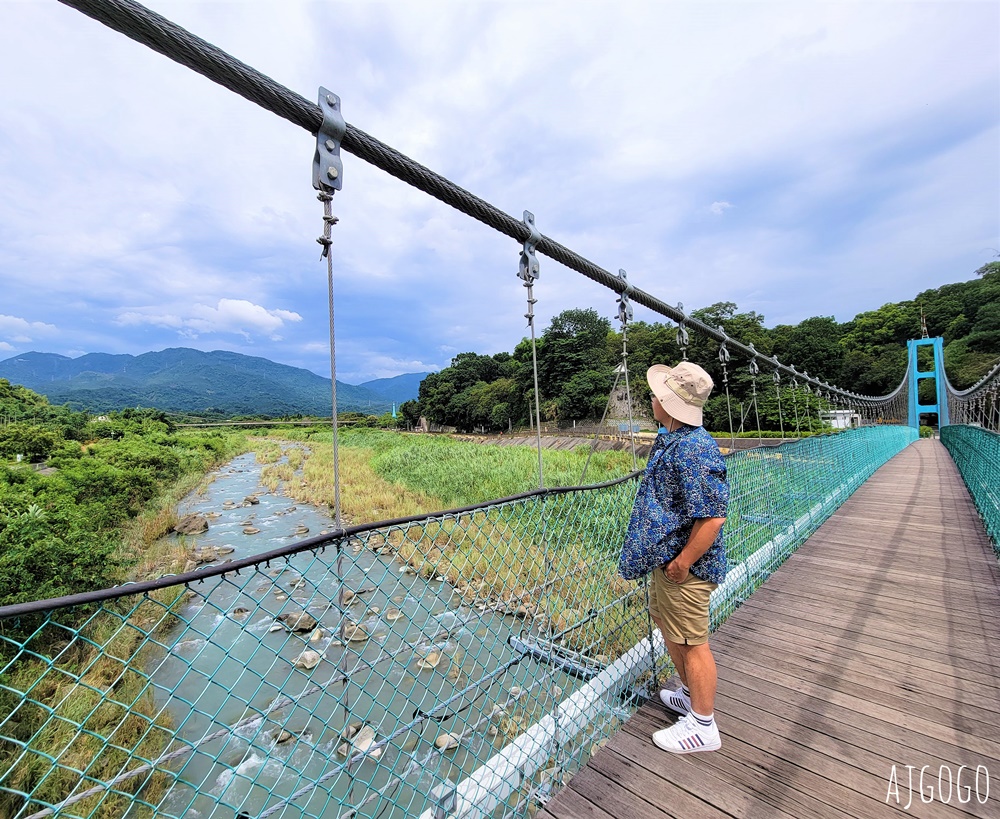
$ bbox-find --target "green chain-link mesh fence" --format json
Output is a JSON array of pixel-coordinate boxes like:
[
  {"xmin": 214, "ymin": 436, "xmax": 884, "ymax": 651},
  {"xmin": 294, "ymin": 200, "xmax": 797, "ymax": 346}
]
[
  {"xmin": 941, "ymin": 425, "xmax": 1000, "ymax": 556},
  {"xmin": 1, "ymin": 425, "xmax": 916, "ymax": 819}
]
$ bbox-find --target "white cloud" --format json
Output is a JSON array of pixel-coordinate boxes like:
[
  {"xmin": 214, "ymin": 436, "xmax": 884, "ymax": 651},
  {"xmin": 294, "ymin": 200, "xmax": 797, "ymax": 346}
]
[
  {"xmin": 0, "ymin": 1, "xmax": 995, "ymax": 383},
  {"xmin": 0, "ymin": 342, "xmax": 13, "ymax": 352},
  {"xmin": 0, "ymin": 315, "xmax": 58, "ymax": 342},
  {"xmin": 116, "ymin": 300, "xmax": 302, "ymax": 341}
]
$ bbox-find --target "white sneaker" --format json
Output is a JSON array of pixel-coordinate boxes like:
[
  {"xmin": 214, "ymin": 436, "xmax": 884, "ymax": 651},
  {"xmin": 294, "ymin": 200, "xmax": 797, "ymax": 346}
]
[
  {"xmin": 652, "ymin": 713, "xmax": 721, "ymax": 754},
  {"xmin": 659, "ymin": 686, "xmax": 691, "ymax": 716}
]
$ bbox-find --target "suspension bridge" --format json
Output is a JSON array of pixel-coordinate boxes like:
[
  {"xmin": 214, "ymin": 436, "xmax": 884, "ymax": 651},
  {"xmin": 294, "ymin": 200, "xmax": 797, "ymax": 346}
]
[{"xmin": 1, "ymin": 2, "xmax": 998, "ymax": 818}]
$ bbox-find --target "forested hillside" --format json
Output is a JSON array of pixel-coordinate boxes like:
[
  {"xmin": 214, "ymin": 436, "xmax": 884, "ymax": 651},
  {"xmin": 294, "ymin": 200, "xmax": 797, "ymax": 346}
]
[
  {"xmin": 0, "ymin": 348, "xmax": 394, "ymax": 416},
  {"xmin": 412, "ymin": 265, "xmax": 1000, "ymax": 432}
]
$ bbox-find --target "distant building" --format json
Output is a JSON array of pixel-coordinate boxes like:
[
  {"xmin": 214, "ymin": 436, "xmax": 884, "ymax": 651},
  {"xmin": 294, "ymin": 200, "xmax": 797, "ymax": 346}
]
[{"xmin": 820, "ymin": 409, "xmax": 861, "ymax": 429}]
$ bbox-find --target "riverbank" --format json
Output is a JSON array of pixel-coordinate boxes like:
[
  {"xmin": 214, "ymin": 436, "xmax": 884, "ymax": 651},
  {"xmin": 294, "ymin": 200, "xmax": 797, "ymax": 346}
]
[{"xmin": 0, "ymin": 431, "xmax": 250, "ymax": 819}]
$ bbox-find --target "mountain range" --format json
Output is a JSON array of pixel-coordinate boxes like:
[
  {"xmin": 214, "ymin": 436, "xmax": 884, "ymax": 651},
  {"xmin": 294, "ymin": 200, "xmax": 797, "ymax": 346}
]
[{"xmin": 0, "ymin": 349, "xmax": 429, "ymax": 417}]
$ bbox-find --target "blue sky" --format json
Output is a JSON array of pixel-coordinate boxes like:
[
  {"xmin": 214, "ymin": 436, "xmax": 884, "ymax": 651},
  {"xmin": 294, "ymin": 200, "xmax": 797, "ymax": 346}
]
[{"xmin": 0, "ymin": 0, "xmax": 997, "ymax": 384}]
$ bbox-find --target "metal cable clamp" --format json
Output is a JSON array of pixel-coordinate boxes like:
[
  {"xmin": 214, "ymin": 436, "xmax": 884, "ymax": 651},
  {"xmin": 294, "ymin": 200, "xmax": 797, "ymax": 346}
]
[
  {"xmin": 675, "ymin": 303, "xmax": 689, "ymax": 359},
  {"xmin": 313, "ymin": 88, "xmax": 346, "ymax": 194},
  {"xmin": 519, "ymin": 210, "xmax": 541, "ymax": 326},
  {"xmin": 616, "ymin": 269, "xmax": 633, "ymax": 326}
]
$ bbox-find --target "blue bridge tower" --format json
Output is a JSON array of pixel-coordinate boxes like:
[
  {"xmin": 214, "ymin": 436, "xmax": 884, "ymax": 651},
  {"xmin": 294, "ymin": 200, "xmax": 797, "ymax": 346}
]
[{"xmin": 907, "ymin": 337, "xmax": 949, "ymax": 428}]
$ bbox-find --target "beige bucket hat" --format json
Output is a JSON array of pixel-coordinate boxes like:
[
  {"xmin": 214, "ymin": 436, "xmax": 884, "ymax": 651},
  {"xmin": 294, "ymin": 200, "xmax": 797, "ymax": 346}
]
[{"xmin": 647, "ymin": 362, "xmax": 714, "ymax": 427}]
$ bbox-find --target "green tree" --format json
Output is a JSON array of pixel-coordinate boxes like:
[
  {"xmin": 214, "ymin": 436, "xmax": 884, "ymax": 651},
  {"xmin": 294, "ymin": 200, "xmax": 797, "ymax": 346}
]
[
  {"xmin": 557, "ymin": 370, "xmax": 614, "ymax": 421},
  {"xmin": 537, "ymin": 308, "xmax": 613, "ymax": 400},
  {"xmin": 0, "ymin": 423, "xmax": 59, "ymax": 462},
  {"xmin": 398, "ymin": 400, "xmax": 421, "ymax": 428},
  {"xmin": 771, "ymin": 316, "xmax": 844, "ymax": 385}
]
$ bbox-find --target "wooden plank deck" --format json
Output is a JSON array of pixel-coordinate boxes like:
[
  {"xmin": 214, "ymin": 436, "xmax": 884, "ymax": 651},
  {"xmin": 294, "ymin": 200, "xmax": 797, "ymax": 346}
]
[{"xmin": 540, "ymin": 438, "xmax": 1000, "ymax": 819}]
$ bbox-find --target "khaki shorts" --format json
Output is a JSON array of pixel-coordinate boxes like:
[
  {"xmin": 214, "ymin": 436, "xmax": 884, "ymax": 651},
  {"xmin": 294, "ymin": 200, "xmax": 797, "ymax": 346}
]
[{"xmin": 649, "ymin": 566, "xmax": 718, "ymax": 646}]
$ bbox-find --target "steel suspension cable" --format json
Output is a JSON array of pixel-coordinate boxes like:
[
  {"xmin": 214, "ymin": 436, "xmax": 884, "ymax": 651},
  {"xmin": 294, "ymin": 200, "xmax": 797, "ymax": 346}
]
[
  {"xmin": 518, "ymin": 212, "xmax": 545, "ymax": 489},
  {"xmin": 773, "ymin": 370, "xmax": 786, "ymax": 440},
  {"xmin": 718, "ymin": 341, "xmax": 737, "ymax": 450},
  {"xmin": 749, "ymin": 353, "xmax": 762, "ymax": 446},
  {"xmin": 581, "ymin": 270, "xmax": 638, "ymax": 483},
  {"xmin": 580, "ymin": 365, "xmax": 624, "ymax": 485},
  {"xmin": 791, "ymin": 380, "xmax": 802, "ymax": 437}
]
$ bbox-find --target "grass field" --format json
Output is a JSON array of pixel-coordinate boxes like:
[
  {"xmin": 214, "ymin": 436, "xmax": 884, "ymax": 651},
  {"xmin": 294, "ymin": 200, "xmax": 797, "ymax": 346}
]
[{"xmin": 276, "ymin": 428, "xmax": 638, "ymax": 521}]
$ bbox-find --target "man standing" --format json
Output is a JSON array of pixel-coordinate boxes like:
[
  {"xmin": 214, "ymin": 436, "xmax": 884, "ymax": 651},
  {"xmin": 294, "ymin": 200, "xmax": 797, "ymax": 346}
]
[{"xmin": 627, "ymin": 362, "xmax": 729, "ymax": 753}]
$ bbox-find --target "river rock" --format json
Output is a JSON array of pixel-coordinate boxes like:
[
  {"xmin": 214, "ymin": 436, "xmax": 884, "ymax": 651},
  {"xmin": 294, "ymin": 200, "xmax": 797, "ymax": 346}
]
[
  {"xmin": 553, "ymin": 608, "xmax": 580, "ymax": 632},
  {"xmin": 243, "ymin": 526, "xmax": 261, "ymax": 535},
  {"xmin": 192, "ymin": 546, "xmax": 221, "ymax": 564},
  {"xmin": 243, "ymin": 495, "xmax": 260, "ymax": 505},
  {"xmin": 309, "ymin": 628, "xmax": 324, "ymax": 643},
  {"xmin": 231, "ymin": 607, "xmax": 251, "ymax": 618},
  {"xmin": 294, "ymin": 524, "xmax": 310, "ymax": 536},
  {"xmin": 293, "ymin": 650, "xmax": 321, "ymax": 669},
  {"xmin": 435, "ymin": 732, "xmax": 460, "ymax": 751},
  {"xmin": 417, "ymin": 650, "xmax": 443, "ymax": 670},
  {"xmin": 174, "ymin": 514, "xmax": 209, "ymax": 535},
  {"xmin": 277, "ymin": 611, "xmax": 318, "ymax": 632},
  {"xmin": 341, "ymin": 721, "xmax": 364, "ymax": 741},
  {"xmin": 385, "ymin": 608, "xmax": 404, "ymax": 622},
  {"xmin": 342, "ymin": 623, "xmax": 369, "ymax": 643},
  {"xmin": 339, "ymin": 724, "xmax": 380, "ymax": 758}
]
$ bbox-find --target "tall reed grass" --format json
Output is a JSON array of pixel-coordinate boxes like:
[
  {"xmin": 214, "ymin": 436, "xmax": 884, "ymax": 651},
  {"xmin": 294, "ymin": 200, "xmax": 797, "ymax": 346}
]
[{"xmin": 274, "ymin": 430, "xmax": 642, "ymax": 655}]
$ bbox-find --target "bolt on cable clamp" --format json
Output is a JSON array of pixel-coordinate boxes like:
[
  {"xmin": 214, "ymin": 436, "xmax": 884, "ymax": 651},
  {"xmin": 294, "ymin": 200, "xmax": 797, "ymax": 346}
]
[{"xmin": 313, "ymin": 88, "xmax": 346, "ymax": 193}]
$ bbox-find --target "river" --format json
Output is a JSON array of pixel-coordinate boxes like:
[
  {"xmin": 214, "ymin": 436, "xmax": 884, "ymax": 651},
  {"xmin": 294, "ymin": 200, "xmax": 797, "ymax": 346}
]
[{"xmin": 146, "ymin": 444, "xmax": 571, "ymax": 819}]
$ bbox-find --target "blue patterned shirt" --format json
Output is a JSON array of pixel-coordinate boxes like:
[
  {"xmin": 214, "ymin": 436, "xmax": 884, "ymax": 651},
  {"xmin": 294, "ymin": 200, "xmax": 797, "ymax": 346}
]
[{"xmin": 625, "ymin": 425, "xmax": 729, "ymax": 583}]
